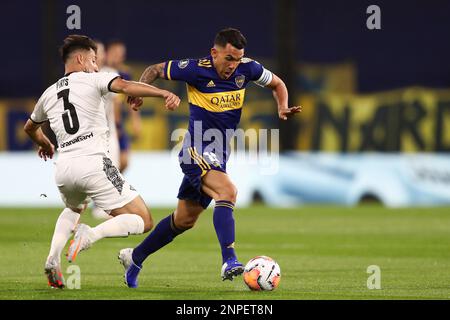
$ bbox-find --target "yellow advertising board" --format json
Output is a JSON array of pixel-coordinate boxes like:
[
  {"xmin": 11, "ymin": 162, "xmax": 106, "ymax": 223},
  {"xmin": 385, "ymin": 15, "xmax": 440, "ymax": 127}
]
[{"xmin": 296, "ymin": 87, "xmax": 450, "ymax": 152}]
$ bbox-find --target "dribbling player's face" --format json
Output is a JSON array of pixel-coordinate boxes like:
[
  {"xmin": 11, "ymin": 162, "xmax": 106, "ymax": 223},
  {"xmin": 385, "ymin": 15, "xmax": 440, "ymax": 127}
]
[{"xmin": 211, "ymin": 43, "xmax": 244, "ymax": 79}]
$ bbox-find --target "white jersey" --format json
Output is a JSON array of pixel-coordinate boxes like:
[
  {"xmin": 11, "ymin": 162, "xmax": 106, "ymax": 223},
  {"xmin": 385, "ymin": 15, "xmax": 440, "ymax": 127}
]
[{"xmin": 30, "ymin": 71, "xmax": 120, "ymax": 159}]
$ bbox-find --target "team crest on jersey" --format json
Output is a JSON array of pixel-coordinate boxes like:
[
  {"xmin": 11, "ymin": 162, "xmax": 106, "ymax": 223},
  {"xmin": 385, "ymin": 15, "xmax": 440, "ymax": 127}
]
[
  {"xmin": 178, "ymin": 59, "xmax": 190, "ymax": 69},
  {"xmin": 235, "ymin": 75, "xmax": 245, "ymax": 88}
]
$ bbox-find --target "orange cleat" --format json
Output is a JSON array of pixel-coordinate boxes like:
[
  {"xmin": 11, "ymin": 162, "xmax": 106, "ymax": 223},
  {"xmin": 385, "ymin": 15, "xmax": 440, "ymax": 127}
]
[{"xmin": 44, "ymin": 262, "xmax": 65, "ymax": 289}]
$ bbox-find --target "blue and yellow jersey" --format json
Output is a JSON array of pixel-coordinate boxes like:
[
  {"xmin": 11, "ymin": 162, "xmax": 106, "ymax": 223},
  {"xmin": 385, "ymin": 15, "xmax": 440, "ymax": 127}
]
[{"xmin": 164, "ymin": 55, "xmax": 270, "ymax": 164}]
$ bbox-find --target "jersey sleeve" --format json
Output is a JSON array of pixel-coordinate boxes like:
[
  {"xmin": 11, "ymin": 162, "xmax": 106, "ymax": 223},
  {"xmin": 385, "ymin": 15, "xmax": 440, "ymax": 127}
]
[
  {"xmin": 94, "ymin": 72, "xmax": 121, "ymax": 96},
  {"xmin": 163, "ymin": 59, "xmax": 197, "ymax": 85},
  {"xmin": 245, "ymin": 59, "xmax": 273, "ymax": 87},
  {"xmin": 30, "ymin": 94, "xmax": 47, "ymax": 124}
]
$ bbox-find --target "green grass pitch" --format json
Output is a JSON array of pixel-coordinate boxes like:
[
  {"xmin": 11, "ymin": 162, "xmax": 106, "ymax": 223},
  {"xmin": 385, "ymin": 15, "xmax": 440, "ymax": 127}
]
[{"xmin": 0, "ymin": 206, "xmax": 449, "ymax": 300}]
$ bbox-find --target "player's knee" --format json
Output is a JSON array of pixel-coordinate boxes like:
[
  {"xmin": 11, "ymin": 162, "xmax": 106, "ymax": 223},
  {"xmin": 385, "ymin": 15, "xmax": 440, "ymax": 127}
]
[
  {"xmin": 127, "ymin": 197, "xmax": 153, "ymax": 232},
  {"xmin": 217, "ymin": 184, "xmax": 238, "ymax": 203},
  {"xmin": 142, "ymin": 210, "xmax": 154, "ymax": 233},
  {"xmin": 133, "ymin": 204, "xmax": 153, "ymax": 233},
  {"xmin": 143, "ymin": 218, "xmax": 153, "ymax": 233}
]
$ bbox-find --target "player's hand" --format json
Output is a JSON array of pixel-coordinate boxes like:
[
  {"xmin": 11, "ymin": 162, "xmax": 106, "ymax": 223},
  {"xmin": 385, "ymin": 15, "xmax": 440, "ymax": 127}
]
[
  {"xmin": 38, "ymin": 144, "xmax": 55, "ymax": 161},
  {"xmin": 278, "ymin": 106, "xmax": 302, "ymax": 120},
  {"xmin": 127, "ymin": 96, "xmax": 143, "ymax": 111},
  {"xmin": 163, "ymin": 91, "xmax": 181, "ymax": 111}
]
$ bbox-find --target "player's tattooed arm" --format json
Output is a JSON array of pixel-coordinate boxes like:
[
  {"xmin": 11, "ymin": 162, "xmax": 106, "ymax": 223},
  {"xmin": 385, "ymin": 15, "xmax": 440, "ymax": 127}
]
[
  {"xmin": 139, "ymin": 62, "xmax": 166, "ymax": 84},
  {"xmin": 127, "ymin": 62, "xmax": 167, "ymax": 109},
  {"xmin": 111, "ymin": 77, "xmax": 180, "ymax": 111}
]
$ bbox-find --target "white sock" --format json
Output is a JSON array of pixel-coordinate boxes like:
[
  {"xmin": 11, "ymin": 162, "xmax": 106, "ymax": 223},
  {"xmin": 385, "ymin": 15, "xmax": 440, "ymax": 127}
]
[
  {"xmin": 91, "ymin": 204, "xmax": 112, "ymax": 220},
  {"xmin": 47, "ymin": 208, "xmax": 80, "ymax": 265},
  {"xmin": 90, "ymin": 214, "xmax": 145, "ymax": 243}
]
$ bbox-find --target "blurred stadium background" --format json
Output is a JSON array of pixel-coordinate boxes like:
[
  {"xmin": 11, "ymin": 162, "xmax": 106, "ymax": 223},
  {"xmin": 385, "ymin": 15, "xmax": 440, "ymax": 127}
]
[
  {"xmin": 0, "ymin": 0, "xmax": 450, "ymax": 300},
  {"xmin": 1, "ymin": 0, "xmax": 449, "ymax": 207}
]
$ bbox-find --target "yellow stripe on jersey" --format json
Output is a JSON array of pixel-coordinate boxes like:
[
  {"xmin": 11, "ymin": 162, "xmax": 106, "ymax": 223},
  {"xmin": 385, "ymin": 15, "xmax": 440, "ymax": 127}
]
[
  {"xmin": 166, "ymin": 60, "xmax": 173, "ymax": 80},
  {"xmin": 187, "ymin": 85, "xmax": 245, "ymax": 112}
]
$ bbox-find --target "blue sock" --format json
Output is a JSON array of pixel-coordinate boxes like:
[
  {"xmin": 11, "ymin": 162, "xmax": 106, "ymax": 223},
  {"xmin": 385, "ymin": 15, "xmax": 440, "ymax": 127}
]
[
  {"xmin": 132, "ymin": 213, "xmax": 185, "ymax": 266},
  {"xmin": 213, "ymin": 200, "xmax": 237, "ymax": 263}
]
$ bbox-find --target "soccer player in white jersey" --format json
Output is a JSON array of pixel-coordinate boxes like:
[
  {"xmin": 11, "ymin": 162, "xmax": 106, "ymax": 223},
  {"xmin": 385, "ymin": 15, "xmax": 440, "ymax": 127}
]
[{"xmin": 23, "ymin": 34, "xmax": 181, "ymax": 289}]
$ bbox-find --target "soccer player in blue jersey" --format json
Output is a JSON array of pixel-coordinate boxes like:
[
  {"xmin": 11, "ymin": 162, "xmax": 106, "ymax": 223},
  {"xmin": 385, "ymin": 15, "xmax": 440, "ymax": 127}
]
[{"xmin": 119, "ymin": 28, "xmax": 301, "ymax": 288}]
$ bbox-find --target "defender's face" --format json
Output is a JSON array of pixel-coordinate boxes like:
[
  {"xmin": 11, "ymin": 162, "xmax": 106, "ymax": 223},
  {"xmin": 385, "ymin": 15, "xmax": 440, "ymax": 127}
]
[
  {"xmin": 211, "ymin": 43, "xmax": 244, "ymax": 79},
  {"xmin": 81, "ymin": 48, "xmax": 99, "ymax": 73}
]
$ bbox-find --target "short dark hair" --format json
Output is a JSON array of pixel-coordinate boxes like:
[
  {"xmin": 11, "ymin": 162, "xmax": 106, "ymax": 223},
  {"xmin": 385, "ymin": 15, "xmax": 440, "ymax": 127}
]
[
  {"xmin": 214, "ymin": 28, "xmax": 247, "ymax": 49},
  {"xmin": 59, "ymin": 34, "xmax": 97, "ymax": 63}
]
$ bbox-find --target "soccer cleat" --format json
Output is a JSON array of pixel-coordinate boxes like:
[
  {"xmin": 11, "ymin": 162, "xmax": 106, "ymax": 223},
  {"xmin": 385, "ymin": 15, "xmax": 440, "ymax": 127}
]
[
  {"xmin": 44, "ymin": 259, "xmax": 65, "ymax": 289},
  {"xmin": 118, "ymin": 248, "xmax": 134, "ymax": 270},
  {"xmin": 67, "ymin": 224, "xmax": 93, "ymax": 263},
  {"xmin": 221, "ymin": 258, "xmax": 245, "ymax": 281},
  {"xmin": 118, "ymin": 248, "xmax": 142, "ymax": 289}
]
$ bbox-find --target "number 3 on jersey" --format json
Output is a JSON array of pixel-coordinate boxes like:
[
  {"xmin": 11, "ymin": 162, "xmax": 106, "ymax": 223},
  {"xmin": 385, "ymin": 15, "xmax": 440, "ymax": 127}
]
[{"xmin": 57, "ymin": 89, "xmax": 80, "ymax": 134}]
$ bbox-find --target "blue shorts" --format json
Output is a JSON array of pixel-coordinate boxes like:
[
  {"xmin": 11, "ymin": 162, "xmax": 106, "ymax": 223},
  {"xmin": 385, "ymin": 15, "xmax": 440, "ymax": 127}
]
[{"xmin": 177, "ymin": 147, "xmax": 226, "ymax": 209}]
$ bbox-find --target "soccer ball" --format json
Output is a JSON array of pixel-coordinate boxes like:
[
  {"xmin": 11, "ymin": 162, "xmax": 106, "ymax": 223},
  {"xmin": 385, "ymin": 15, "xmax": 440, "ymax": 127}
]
[{"xmin": 243, "ymin": 256, "xmax": 281, "ymax": 291}]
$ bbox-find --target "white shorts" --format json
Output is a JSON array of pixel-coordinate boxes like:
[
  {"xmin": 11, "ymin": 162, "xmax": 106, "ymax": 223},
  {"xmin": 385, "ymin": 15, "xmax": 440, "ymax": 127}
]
[{"xmin": 54, "ymin": 155, "xmax": 139, "ymax": 212}]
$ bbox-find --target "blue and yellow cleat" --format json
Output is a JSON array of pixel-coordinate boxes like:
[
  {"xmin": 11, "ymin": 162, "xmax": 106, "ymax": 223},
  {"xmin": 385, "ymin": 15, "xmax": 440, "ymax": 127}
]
[
  {"xmin": 221, "ymin": 258, "xmax": 245, "ymax": 281},
  {"xmin": 118, "ymin": 248, "xmax": 142, "ymax": 288}
]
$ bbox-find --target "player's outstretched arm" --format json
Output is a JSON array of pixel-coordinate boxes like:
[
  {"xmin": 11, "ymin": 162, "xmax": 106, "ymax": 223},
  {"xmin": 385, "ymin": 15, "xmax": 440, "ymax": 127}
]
[
  {"xmin": 110, "ymin": 77, "xmax": 180, "ymax": 111},
  {"xmin": 127, "ymin": 62, "xmax": 166, "ymax": 110},
  {"xmin": 23, "ymin": 120, "xmax": 55, "ymax": 161},
  {"xmin": 139, "ymin": 62, "xmax": 166, "ymax": 85},
  {"xmin": 266, "ymin": 73, "xmax": 302, "ymax": 120}
]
